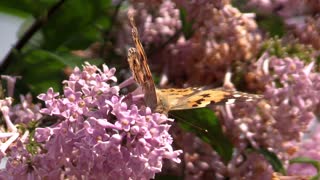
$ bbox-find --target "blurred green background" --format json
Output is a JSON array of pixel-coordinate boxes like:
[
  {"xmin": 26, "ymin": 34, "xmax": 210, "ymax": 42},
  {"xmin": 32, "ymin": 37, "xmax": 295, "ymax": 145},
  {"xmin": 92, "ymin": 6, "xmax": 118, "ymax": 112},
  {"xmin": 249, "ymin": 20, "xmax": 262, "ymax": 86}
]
[{"xmin": 0, "ymin": 0, "xmax": 117, "ymax": 96}]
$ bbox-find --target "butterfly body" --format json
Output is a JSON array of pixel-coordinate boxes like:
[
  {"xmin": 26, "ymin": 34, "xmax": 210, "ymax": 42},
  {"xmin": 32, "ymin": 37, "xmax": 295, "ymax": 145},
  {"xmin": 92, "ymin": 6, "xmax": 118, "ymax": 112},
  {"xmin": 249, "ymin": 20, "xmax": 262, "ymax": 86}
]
[{"xmin": 127, "ymin": 11, "xmax": 261, "ymax": 114}]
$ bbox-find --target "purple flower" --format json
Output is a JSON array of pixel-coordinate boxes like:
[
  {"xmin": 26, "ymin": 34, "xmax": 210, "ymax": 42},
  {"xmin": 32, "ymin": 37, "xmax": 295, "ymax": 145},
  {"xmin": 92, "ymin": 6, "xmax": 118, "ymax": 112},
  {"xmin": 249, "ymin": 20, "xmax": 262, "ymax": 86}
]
[
  {"xmin": 31, "ymin": 62, "xmax": 182, "ymax": 179},
  {"xmin": 219, "ymin": 55, "xmax": 320, "ymax": 151},
  {"xmin": 0, "ymin": 94, "xmax": 43, "ymax": 157},
  {"xmin": 10, "ymin": 94, "xmax": 42, "ymax": 124},
  {"xmin": 1, "ymin": 75, "xmax": 21, "ymax": 97},
  {"xmin": 287, "ymin": 124, "xmax": 320, "ymax": 177}
]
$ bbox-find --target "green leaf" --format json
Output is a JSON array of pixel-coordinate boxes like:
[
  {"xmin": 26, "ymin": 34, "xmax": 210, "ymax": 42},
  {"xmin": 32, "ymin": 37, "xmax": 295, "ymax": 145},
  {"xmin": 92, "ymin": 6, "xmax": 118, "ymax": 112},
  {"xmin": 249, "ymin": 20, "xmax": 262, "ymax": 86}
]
[
  {"xmin": 290, "ymin": 157, "xmax": 320, "ymax": 180},
  {"xmin": 169, "ymin": 108, "xmax": 233, "ymax": 162},
  {"xmin": 7, "ymin": 49, "xmax": 65, "ymax": 96},
  {"xmin": 8, "ymin": 49, "xmax": 104, "ymax": 96},
  {"xmin": 259, "ymin": 37, "xmax": 314, "ymax": 63},
  {"xmin": 0, "ymin": 5, "xmax": 30, "ymax": 18},
  {"xmin": 2, "ymin": 0, "xmax": 112, "ymax": 95},
  {"xmin": 0, "ymin": 0, "xmax": 55, "ymax": 16},
  {"xmin": 39, "ymin": 50, "xmax": 103, "ymax": 67},
  {"xmin": 179, "ymin": 8, "xmax": 194, "ymax": 39},
  {"xmin": 1, "ymin": 0, "xmax": 112, "ymax": 51},
  {"xmin": 257, "ymin": 14, "xmax": 285, "ymax": 37},
  {"xmin": 255, "ymin": 148, "xmax": 286, "ymax": 175},
  {"xmin": 41, "ymin": 0, "xmax": 112, "ymax": 50}
]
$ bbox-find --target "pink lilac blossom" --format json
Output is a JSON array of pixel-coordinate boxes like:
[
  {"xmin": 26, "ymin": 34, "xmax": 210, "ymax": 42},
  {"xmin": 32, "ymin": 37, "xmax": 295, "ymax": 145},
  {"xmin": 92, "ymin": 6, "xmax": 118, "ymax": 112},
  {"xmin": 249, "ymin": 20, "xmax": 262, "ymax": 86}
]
[
  {"xmin": 0, "ymin": 97, "xmax": 19, "ymax": 155},
  {"xmin": 0, "ymin": 93, "xmax": 44, "ymax": 180},
  {"xmin": 247, "ymin": 0, "xmax": 320, "ymax": 50},
  {"xmin": 0, "ymin": 96, "xmax": 43, "ymax": 179},
  {"xmin": 219, "ymin": 54, "xmax": 319, "ymax": 157},
  {"xmin": 246, "ymin": 0, "xmax": 306, "ymax": 18},
  {"xmin": 147, "ymin": 2, "xmax": 262, "ymax": 87},
  {"xmin": 1, "ymin": 75, "xmax": 21, "ymax": 97},
  {"xmin": 287, "ymin": 125, "xmax": 320, "ymax": 177},
  {"xmin": 205, "ymin": 54, "xmax": 320, "ymax": 179},
  {"xmin": 227, "ymin": 151, "xmax": 274, "ymax": 180},
  {"xmin": 173, "ymin": 0, "xmax": 230, "ymax": 18},
  {"xmin": 160, "ymin": 124, "xmax": 228, "ymax": 180},
  {"xmin": 287, "ymin": 15, "xmax": 320, "ymax": 49},
  {"xmin": 0, "ymin": 78, "xmax": 61, "ymax": 179},
  {"xmin": 0, "ymin": 80, "xmax": 42, "ymax": 157},
  {"xmin": 77, "ymin": 1, "xmax": 261, "ymax": 87},
  {"xmin": 163, "ymin": 127, "xmax": 276, "ymax": 179},
  {"xmin": 134, "ymin": 0, "xmax": 182, "ymax": 45},
  {"xmin": 176, "ymin": 131, "xmax": 226, "ymax": 180},
  {"xmin": 0, "ymin": 63, "xmax": 182, "ymax": 179},
  {"xmin": 247, "ymin": 0, "xmax": 320, "ymax": 18},
  {"xmin": 10, "ymin": 94, "xmax": 42, "ymax": 124},
  {"xmin": 19, "ymin": 62, "xmax": 181, "ymax": 179},
  {"xmin": 109, "ymin": 0, "xmax": 182, "ymax": 57}
]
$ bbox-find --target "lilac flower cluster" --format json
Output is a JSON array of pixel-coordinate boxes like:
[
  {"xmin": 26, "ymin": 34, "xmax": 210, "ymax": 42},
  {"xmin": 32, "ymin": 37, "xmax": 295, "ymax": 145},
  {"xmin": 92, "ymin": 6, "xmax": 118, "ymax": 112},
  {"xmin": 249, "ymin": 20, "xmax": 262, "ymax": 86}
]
[
  {"xmin": 132, "ymin": 0, "xmax": 181, "ymax": 45},
  {"xmin": 0, "ymin": 97, "xmax": 20, "ymax": 156},
  {"xmin": 247, "ymin": 0, "xmax": 320, "ymax": 18},
  {"xmin": 164, "ymin": 126, "xmax": 275, "ymax": 179},
  {"xmin": 0, "ymin": 75, "xmax": 42, "ymax": 157},
  {"xmin": 287, "ymin": 16, "xmax": 320, "ymax": 49},
  {"xmin": 286, "ymin": 124, "xmax": 320, "ymax": 177},
  {"xmin": 247, "ymin": 0, "xmax": 320, "ymax": 50},
  {"xmin": 220, "ymin": 55, "xmax": 319, "ymax": 151},
  {"xmin": 174, "ymin": 131, "xmax": 226, "ymax": 179},
  {"xmin": 72, "ymin": 2, "xmax": 263, "ymax": 91},
  {"xmin": 108, "ymin": 0, "xmax": 182, "ymax": 57},
  {"xmin": 197, "ymin": 54, "xmax": 320, "ymax": 179},
  {"xmin": 10, "ymin": 94, "xmax": 42, "ymax": 125},
  {"xmin": 0, "ymin": 83, "xmax": 43, "ymax": 179},
  {"xmin": 154, "ymin": 1, "xmax": 262, "ymax": 87},
  {"xmin": 0, "ymin": 63, "xmax": 182, "ymax": 179},
  {"xmin": 165, "ymin": 54, "xmax": 318, "ymax": 179},
  {"xmin": 81, "ymin": 1, "xmax": 262, "ymax": 87},
  {"xmin": 246, "ymin": 0, "xmax": 305, "ymax": 18},
  {"xmin": 227, "ymin": 151, "xmax": 274, "ymax": 180}
]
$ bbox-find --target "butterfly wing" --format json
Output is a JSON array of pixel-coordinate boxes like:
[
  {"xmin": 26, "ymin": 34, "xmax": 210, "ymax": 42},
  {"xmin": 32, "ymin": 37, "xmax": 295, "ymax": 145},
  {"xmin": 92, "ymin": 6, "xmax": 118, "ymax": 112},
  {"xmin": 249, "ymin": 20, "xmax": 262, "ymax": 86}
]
[
  {"xmin": 155, "ymin": 88, "xmax": 198, "ymax": 113},
  {"xmin": 127, "ymin": 12, "xmax": 157, "ymax": 110},
  {"xmin": 158, "ymin": 88, "xmax": 261, "ymax": 111},
  {"xmin": 127, "ymin": 11, "xmax": 262, "ymax": 113}
]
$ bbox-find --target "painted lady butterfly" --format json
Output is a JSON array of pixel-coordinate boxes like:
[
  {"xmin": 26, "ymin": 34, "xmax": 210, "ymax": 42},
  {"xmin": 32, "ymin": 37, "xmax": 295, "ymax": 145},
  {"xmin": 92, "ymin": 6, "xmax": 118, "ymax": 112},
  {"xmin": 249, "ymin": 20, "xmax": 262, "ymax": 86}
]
[{"xmin": 127, "ymin": 11, "xmax": 261, "ymax": 114}]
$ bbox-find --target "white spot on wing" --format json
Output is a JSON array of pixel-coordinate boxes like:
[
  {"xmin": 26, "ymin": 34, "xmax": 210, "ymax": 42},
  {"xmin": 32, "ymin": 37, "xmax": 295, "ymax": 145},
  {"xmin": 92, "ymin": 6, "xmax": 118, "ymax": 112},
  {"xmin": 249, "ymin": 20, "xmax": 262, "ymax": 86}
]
[
  {"xmin": 233, "ymin": 94, "xmax": 242, "ymax": 98},
  {"xmin": 239, "ymin": 123, "xmax": 248, "ymax": 131},
  {"xmin": 226, "ymin": 98, "xmax": 236, "ymax": 105}
]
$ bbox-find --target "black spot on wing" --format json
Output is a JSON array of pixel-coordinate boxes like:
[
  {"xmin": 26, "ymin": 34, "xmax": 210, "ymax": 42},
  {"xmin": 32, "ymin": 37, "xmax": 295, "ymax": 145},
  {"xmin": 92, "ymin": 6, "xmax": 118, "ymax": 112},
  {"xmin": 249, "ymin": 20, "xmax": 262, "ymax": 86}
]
[
  {"xmin": 191, "ymin": 98, "xmax": 216, "ymax": 107},
  {"xmin": 191, "ymin": 104, "xmax": 198, "ymax": 107},
  {"xmin": 200, "ymin": 93, "xmax": 211, "ymax": 98},
  {"xmin": 192, "ymin": 91, "xmax": 261, "ymax": 107},
  {"xmin": 195, "ymin": 99, "xmax": 204, "ymax": 105}
]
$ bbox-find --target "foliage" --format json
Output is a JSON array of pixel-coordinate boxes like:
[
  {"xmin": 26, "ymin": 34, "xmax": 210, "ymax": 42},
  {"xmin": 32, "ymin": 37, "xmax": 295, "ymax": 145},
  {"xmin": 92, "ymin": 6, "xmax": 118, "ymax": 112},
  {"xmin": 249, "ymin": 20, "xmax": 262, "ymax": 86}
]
[{"xmin": 0, "ymin": 0, "xmax": 109, "ymax": 95}]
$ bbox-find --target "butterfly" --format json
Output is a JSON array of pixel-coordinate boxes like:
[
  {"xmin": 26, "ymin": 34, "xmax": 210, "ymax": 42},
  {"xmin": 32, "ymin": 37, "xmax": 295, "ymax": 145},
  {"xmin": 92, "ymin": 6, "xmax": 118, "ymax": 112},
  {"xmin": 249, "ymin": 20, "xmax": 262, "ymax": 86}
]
[{"xmin": 127, "ymin": 11, "xmax": 261, "ymax": 114}]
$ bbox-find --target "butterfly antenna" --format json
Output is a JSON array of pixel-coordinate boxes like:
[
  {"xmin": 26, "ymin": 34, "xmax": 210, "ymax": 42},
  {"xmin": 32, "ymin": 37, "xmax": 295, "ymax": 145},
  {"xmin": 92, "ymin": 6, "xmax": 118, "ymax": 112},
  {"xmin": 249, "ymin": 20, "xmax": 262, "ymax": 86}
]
[{"xmin": 168, "ymin": 112, "xmax": 208, "ymax": 133}]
